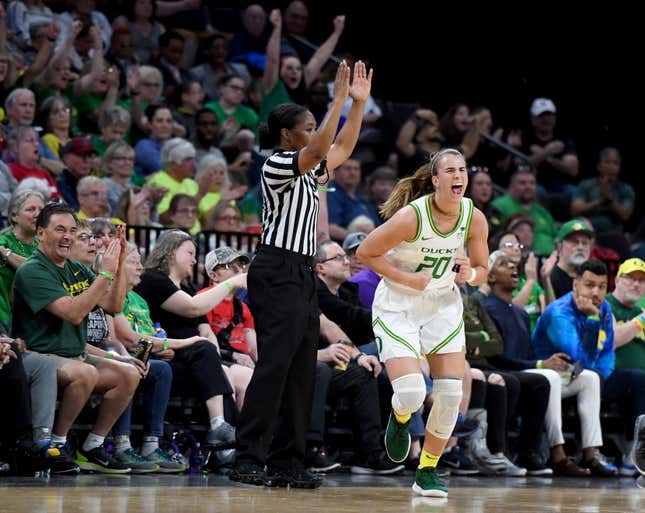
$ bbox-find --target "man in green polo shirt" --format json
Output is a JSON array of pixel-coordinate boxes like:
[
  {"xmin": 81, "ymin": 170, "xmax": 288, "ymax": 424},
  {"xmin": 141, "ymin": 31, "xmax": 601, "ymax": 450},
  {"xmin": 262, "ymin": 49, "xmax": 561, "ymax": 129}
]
[
  {"xmin": 492, "ymin": 169, "xmax": 557, "ymax": 256},
  {"xmin": 11, "ymin": 203, "xmax": 140, "ymax": 474}
]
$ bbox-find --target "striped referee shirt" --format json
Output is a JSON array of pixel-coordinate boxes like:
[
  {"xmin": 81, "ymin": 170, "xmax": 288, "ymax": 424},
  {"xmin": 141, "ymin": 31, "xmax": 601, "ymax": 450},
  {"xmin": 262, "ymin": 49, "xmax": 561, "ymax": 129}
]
[{"xmin": 260, "ymin": 150, "xmax": 322, "ymax": 256}]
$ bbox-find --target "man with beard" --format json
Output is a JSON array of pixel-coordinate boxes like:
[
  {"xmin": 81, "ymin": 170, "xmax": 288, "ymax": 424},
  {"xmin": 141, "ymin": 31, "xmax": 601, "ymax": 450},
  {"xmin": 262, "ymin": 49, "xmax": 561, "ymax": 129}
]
[
  {"xmin": 491, "ymin": 168, "xmax": 557, "ymax": 256},
  {"xmin": 550, "ymin": 220, "xmax": 593, "ymax": 298},
  {"xmin": 533, "ymin": 259, "xmax": 645, "ymax": 477}
]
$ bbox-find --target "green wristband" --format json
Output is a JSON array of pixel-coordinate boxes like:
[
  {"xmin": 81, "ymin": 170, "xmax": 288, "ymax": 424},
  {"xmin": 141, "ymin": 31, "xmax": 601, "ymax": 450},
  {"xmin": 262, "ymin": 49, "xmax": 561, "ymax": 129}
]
[
  {"xmin": 225, "ymin": 282, "xmax": 233, "ymax": 293},
  {"xmin": 105, "ymin": 351, "xmax": 112, "ymax": 359},
  {"xmin": 163, "ymin": 338, "xmax": 169, "ymax": 351},
  {"xmin": 479, "ymin": 330, "xmax": 490, "ymax": 342},
  {"xmin": 99, "ymin": 270, "xmax": 114, "ymax": 281},
  {"xmin": 536, "ymin": 360, "xmax": 543, "ymax": 369},
  {"xmin": 587, "ymin": 315, "xmax": 600, "ymax": 321}
]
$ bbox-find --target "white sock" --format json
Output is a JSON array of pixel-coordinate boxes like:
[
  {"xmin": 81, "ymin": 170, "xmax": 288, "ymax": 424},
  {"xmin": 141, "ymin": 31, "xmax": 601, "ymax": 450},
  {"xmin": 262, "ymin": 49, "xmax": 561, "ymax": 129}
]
[
  {"xmin": 210, "ymin": 416, "xmax": 225, "ymax": 430},
  {"xmin": 51, "ymin": 434, "xmax": 67, "ymax": 446},
  {"xmin": 141, "ymin": 436, "xmax": 159, "ymax": 457},
  {"xmin": 115, "ymin": 435, "xmax": 132, "ymax": 455},
  {"xmin": 82, "ymin": 433, "xmax": 105, "ymax": 452}
]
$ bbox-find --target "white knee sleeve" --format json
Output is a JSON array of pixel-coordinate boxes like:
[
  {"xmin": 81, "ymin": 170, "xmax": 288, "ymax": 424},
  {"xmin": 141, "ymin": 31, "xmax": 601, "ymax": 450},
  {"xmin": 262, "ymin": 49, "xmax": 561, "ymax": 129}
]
[
  {"xmin": 391, "ymin": 373, "xmax": 426, "ymax": 416},
  {"xmin": 426, "ymin": 378, "xmax": 463, "ymax": 440}
]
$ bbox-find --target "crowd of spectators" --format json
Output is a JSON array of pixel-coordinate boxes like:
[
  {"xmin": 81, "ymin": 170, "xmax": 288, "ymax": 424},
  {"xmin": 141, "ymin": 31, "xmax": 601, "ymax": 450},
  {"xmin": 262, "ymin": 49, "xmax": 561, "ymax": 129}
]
[{"xmin": 0, "ymin": 0, "xmax": 643, "ymax": 483}]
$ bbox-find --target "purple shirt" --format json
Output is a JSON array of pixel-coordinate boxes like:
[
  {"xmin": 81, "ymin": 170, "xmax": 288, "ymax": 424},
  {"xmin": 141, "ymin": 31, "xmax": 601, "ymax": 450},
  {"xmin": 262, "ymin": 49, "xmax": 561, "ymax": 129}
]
[{"xmin": 348, "ymin": 268, "xmax": 381, "ymax": 309}]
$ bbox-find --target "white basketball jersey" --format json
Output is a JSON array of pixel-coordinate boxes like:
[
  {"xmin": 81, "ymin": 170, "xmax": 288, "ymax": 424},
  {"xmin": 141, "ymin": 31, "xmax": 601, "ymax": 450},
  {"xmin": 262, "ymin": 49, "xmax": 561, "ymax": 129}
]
[{"xmin": 383, "ymin": 195, "xmax": 474, "ymax": 294}]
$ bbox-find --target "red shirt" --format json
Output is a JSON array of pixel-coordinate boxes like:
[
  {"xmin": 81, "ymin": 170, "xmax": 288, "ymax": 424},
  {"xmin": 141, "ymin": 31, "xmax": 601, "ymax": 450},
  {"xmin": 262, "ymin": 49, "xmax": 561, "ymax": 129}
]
[
  {"xmin": 197, "ymin": 287, "xmax": 255, "ymax": 354},
  {"xmin": 10, "ymin": 163, "xmax": 61, "ymax": 199}
]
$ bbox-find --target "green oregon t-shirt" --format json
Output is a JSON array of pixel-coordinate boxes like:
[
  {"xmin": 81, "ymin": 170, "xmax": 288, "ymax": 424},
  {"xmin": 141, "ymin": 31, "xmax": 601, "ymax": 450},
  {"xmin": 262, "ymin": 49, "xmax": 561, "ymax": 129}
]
[
  {"xmin": 12, "ymin": 250, "xmax": 94, "ymax": 357},
  {"xmin": 0, "ymin": 232, "xmax": 39, "ymax": 328},
  {"xmin": 607, "ymin": 293, "xmax": 645, "ymax": 371},
  {"xmin": 118, "ymin": 289, "xmax": 155, "ymax": 337}
]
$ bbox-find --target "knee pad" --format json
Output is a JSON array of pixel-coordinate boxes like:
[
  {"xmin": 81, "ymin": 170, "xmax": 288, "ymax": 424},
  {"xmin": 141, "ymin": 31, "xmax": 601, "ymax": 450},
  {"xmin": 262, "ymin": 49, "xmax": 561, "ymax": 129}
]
[
  {"xmin": 426, "ymin": 378, "xmax": 463, "ymax": 440},
  {"xmin": 391, "ymin": 373, "xmax": 426, "ymax": 416}
]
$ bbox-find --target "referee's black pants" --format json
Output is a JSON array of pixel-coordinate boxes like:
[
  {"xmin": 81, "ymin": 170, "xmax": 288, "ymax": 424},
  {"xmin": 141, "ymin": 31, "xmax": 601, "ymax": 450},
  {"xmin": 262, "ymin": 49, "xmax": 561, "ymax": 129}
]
[{"xmin": 236, "ymin": 246, "xmax": 319, "ymax": 471}]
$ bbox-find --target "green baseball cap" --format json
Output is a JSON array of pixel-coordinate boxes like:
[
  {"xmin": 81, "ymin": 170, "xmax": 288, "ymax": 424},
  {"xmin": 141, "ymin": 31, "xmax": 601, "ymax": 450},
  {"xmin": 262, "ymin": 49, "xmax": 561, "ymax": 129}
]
[{"xmin": 556, "ymin": 219, "xmax": 594, "ymax": 242}]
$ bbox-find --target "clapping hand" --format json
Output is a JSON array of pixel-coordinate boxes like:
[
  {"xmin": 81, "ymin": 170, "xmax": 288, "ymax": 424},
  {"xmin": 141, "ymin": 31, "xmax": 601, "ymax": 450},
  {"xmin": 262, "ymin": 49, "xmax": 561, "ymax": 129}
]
[{"xmin": 349, "ymin": 60, "xmax": 373, "ymax": 103}]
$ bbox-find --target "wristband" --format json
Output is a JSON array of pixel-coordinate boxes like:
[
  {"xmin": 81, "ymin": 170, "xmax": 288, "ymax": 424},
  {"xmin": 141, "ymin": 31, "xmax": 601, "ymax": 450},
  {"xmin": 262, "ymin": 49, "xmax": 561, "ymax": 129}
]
[
  {"xmin": 633, "ymin": 315, "xmax": 645, "ymax": 331},
  {"xmin": 536, "ymin": 360, "xmax": 543, "ymax": 369},
  {"xmin": 224, "ymin": 281, "xmax": 233, "ymax": 293},
  {"xmin": 467, "ymin": 267, "xmax": 477, "ymax": 284},
  {"xmin": 105, "ymin": 351, "xmax": 112, "ymax": 359},
  {"xmin": 479, "ymin": 330, "xmax": 490, "ymax": 342},
  {"xmin": 587, "ymin": 314, "xmax": 600, "ymax": 321},
  {"xmin": 163, "ymin": 338, "xmax": 169, "ymax": 351},
  {"xmin": 99, "ymin": 270, "xmax": 114, "ymax": 281},
  {"xmin": 4, "ymin": 249, "xmax": 12, "ymax": 259}
]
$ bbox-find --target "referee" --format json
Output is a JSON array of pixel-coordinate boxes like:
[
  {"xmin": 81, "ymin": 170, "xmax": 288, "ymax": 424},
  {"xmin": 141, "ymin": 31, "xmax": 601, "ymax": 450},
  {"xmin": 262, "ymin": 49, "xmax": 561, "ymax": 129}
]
[{"xmin": 230, "ymin": 60, "xmax": 373, "ymax": 488}]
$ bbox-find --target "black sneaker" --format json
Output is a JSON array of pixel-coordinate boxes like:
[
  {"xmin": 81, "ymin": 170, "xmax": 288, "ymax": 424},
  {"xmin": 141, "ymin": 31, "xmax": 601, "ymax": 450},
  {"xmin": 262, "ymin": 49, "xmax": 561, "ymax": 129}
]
[
  {"xmin": 452, "ymin": 414, "xmax": 479, "ymax": 438},
  {"xmin": 264, "ymin": 467, "xmax": 323, "ymax": 489},
  {"xmin": 229, "ymin": 461, "xmax": 265, "ymax": 485},
  {"xmin": 350, "ymin": 452, "xmax": 405, "ymax": 475},
  {"xmin": 306, "ymin": 446, "xmax": 341, "ymax": 473},
  {"xmin": 437, "ymin": 446, "xmax": 479, "ymax": 476},
  {"xmin": 517, "ymin": 452, "xmax": 553, "ymax": 476},
  {"xmin": 50, "ymin": 442, "xmax": 80, "ymax": 475},
  {"xmin": 76, "ymin": 445, "xmax": 131, "ymax": 474}
]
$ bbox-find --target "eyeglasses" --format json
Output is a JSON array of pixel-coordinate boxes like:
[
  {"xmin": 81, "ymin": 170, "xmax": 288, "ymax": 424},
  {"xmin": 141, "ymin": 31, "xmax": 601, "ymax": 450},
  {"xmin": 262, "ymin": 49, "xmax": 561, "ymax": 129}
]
[
  {"xmin": 215, "ymin": 260, "xmax": 248, "ymax": 272},
  {"xmin": 620, "ymin": 274, "xmax": 645, "ymax": 285},
  {"xmin": 142, "ymin": 82, "xmax": 160, "ymax": 87},
  {"xmin": 468, "ymin": 166, "xmax": 489, "ymax": 175},
  {"xmin": 112, "ymin": 155, "xmax": 135, "ymax": 162},
  {"xmin": 227, "ymin": 84, "xmax": 246, "ymax": 92},
  {"xmin": 82, "ymin": 191, "xmax": 107, "ymax": 198},
  {"xmin": 217, "ymin": 215, "xmax": 240, "ymax": 222},
  {"xmin": 502, "ymin": 242, "xmax": 524, "ymax": 250},
  {"xmin": 320, "ymin": 253, "xmax": 350, "ymax": 264},
  {"xmin": 77, "ymin": 233, "xmax": 96, "ymax": 243},
  {"xmin": 51, "ymin": 108, "xmax": 71, "ymax": 115}
]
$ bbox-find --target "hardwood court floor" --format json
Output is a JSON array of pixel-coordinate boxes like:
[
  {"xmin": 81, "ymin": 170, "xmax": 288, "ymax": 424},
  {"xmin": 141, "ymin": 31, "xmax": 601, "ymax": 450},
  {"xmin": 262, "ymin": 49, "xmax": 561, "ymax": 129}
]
[{"xmin": 1, "ymin": 474, "xmax": 644, "ymax": 513}]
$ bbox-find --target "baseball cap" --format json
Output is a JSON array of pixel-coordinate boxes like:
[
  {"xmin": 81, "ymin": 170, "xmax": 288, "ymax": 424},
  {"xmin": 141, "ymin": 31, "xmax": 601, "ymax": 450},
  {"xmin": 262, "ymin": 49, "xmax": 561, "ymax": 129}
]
[
  {"xmin": 61, "ymin": 135, "xmax": 95, "ymax": 156},
  {"xmin": 556, "ymin": 219, "xmax": 594, "ymax": 242},
  {"xmin": 205, "ymin": 247, "xmax": 250, "ymax": 273},
  {"xmin": 342, "ymin": 232, "xmax": 367, "ymax": 252},
  {"xmin": 530, "ymin": 98, "xmax": 557, "ymax": 117},
  {"xmin": 617, "ymin": 258, "xmax": 645, "ymax": 277}
]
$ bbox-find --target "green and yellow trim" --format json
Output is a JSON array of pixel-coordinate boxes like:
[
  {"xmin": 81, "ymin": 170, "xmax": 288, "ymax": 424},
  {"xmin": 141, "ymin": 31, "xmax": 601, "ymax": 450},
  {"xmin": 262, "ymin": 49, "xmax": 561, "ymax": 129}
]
[
  {"xmin": 373, "ymin": 317, "xmax": 420, "ymax": 359},
  {"xmin": 428, "ymin": 320, "xmax": 464, "ymax": 354},
  {"xmin": 463, "ymin": 198, "xmax": 474, "ymax": 240},
  {"xmin": 425, "ymin": 195, "xmax": 465, "ymax": 238},
  {"xmin": 405, "ymin": 202, "xmax": 422, "ymax": 243}
]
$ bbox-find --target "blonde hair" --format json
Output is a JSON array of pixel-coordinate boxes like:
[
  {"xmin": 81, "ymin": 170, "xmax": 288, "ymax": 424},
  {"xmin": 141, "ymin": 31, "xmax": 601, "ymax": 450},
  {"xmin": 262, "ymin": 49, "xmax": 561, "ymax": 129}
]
[{"xmin": 381, "ymin": 148, "xmax": 463, "ymax": 219}]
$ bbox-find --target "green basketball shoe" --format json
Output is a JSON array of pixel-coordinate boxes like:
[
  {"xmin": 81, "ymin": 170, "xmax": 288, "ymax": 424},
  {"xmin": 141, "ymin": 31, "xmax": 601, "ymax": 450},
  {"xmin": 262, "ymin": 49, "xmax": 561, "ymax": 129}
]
[
  {"xmin": 412, "ymin": 466, "xmax": 449, "ymax": 497},
  {"xmin": 384, "ymin": 410, "xmax": 411, "ymax": 463}
]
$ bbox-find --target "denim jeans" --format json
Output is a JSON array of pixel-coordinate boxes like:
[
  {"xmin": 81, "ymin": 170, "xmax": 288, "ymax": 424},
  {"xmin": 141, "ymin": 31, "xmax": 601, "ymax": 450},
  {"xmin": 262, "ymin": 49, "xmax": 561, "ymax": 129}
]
[{"xmin": 112, "ymin": 359, "xmax": 173, "ymax": 437}]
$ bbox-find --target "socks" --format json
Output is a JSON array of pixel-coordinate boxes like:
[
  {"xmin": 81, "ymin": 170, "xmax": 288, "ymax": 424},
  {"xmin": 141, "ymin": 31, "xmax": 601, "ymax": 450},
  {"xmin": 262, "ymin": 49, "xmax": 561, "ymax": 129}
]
[
  {"xmin": 141, "ymin": 436, "xmax": 159, "ymax": 457},
  {"xmin": 115, "ymin": 435, "xmax": 132, "ymax": 455},
  {"xmin": 210, "ymin": 416, "xmax": 225, "ymax": 431},
  {"xmin": 51, "ymin": 434, "xmax": 67, "ymax": 447},
  {"xmin": 82, "ymin": 433, "xmax": 105, "ymax": 452},
  {"xmin": 418, "ymin": 448, "xmax": 441, "ymax": 469},
  {"xmin": 394, "ymin": 411, "xmax": 412, "ymax": 424}
]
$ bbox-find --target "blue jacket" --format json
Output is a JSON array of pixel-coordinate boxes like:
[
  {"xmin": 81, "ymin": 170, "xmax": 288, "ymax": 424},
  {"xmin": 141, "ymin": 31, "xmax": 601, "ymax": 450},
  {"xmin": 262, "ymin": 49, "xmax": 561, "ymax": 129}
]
[{"xmin": 531, "ymin": 292, "xmax": 614, "ymax": 379}]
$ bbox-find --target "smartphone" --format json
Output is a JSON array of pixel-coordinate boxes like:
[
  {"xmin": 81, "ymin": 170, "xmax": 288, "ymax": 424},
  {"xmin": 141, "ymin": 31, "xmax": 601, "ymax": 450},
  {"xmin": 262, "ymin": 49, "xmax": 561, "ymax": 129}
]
[{"xmin": 570, "ymin": 360, "xmax": 584, "ymax": 380}]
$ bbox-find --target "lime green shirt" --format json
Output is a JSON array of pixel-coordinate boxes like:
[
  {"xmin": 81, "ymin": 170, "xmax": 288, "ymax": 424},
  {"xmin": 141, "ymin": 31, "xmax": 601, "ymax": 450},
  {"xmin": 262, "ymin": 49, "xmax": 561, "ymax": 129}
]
[
  {"xmin": 607, "ymin": 293, "xmax": 645, "ymax": 371},
  {"xmin": 12, "ymin": 250, "xmax": 94, "ymax": 357},
  {"xmin": 119, "ymin": 290, "xmax": 155, "ymax": 337},
  {"xmin": 512, "ymin": 275, "xmax": 544, "ymax": 333},
  {"xmin": 0, "ymin": 231, "xmax": 38, "ymax": 327},
  {"xmin": 198, "ymin": 191, "xmax": 222, "ymax": 217},
  {"xmin": 491, "ymin": 194, "xmax": 557, "ymax": 256},
  {"xmin": 148, "ymin": 170, "xmax": 202, "ymax": 233}
]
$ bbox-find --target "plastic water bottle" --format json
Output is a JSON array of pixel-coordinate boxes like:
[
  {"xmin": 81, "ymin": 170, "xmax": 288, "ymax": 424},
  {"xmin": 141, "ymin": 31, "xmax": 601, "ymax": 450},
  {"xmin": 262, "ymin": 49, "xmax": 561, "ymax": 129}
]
[{"xmin": 153, "ymin": 322, "xmax": 167, "ymax": 339}]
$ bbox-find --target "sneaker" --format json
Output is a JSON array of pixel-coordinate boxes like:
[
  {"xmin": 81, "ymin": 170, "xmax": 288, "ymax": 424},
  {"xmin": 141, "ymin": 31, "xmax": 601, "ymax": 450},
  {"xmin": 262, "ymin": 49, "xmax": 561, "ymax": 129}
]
[
  {"xmin": 517, "ymin": 452, "xmax": 553, "ymax": 476},
  {"xmin": 205, "ymin": 422, "xmax": 236, "ymax": 446},
  {"xmin": 0, "ymin": 461, "xmax": 8, "ymax": 473},
  {"xmin": 632, "ymin": 414, "xmax": 645, "ymax": 475},
  {"xmin": 350, "ymin": 452, "xmax": 405, "ymax": 475},
  {"xmin": 619, "ymin": 451, "xmax": 639, "ymax": 477},
  {"xmin": 437, "ymin": 446, "xmax": 478, "ymax": 475},
  {"xmin": 50, "ymin": 442, "xmax": 80, "ymax": 475},
  {"xmin": 211, "ymin": 447, "xmax": 235, "ymax": 467},
  {"xmin": 229, "ymin": 461, "xmax": 265, "ymax": 485},
  {"xmin": 263, "ymin": 466, "xmax": 323, "ymax": 489},
  {"xmin": 496, "ymin": 455, "xmax": 527, "ymax": 477},
  {"xmin": 452, "ymin": 413, "xmax": 479, "ymax": 438},
  {"xmin": 143, "ymin": 448, "xmax": 187, "ymax": 473},
  {"xmin": 412, "ymin": 466, "xmax": 449, "ymax": 498},
  {"xmin": 384, "ymin": 410, "xmax": 411, "ymax": 463},
  {"xmin": 551, "ymin": 457, "xmax": 590, "ymax": 477},
  {"xmin": 579, "ymin": 457, "xmax": 618, "ymax": 477},
  {"xmin": 115, "ymin": 448, "xmax": 159, "ymax": 474},
  {"xmin": 306, "ymin": 446, "xmax": 341, "ymax": 473},
  {"xmin": 76, "ymin": 445, "xmax": 131, "ymax": 474}
]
